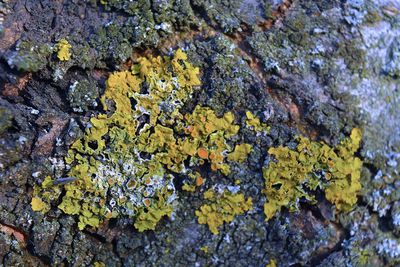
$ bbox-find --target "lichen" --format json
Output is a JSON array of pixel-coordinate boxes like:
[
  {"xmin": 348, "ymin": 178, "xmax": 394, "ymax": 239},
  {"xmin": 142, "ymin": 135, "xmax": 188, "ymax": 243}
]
[
  {"xmin": 68, "ymin": 79, "xmax": 99, "ymax": 113},
  {"xmin": 200, "ymin": 246, "xmax": 209, "ymax": 254},
  {"xmin": 245, "ymin": 111, "xmax": 270, "ymax": 133},
  {"xmin": 32, "ymin": 49, "xmax": 252, "ymax": 231},
  {"xmin": 195, "ymin": 189, "xmax": 253, "ymax": 235},
  {"xmin": 182, "ymin": 171, "xmax": 204, "ymax": 192},
  {"xmin": 263, "ymin": 128, "xmax": 363, "ymax": 220},
  {"xmin": 6, "ymin": 40, "xmax": 52, "ymax": 72},
  {"xmin": 31, "ymin": 176, "xmax": 61, "ymax": 213},
  {"xmin": 227, "ymin": 144, "xmax": 253, "ymax": 163},
  {"xmin": 266, "ymin": 259, "xmax": 277, "ymax": 267},
  {"xmin": 93, "ymin": 261, "xmax": 105, "ymax": 267},
  {"xmin": 55, "ymin": 39, "xmax": 72, "ymax": 61}
]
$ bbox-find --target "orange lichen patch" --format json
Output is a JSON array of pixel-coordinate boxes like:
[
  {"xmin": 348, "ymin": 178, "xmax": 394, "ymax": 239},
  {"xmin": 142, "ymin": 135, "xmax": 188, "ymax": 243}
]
[
  {"xmin": 33, "ymin": 49, "xmax": 201, "ymax": 231},
  {"xmin": 197, "ymin": 148, "xmax": 209, "ymax": 159},
  {"xmin": 143, "ymin": 199, "xmax": 151, "ymax": 207},
  {"xmin": 180, "ymin": 106, "xmax": 244, "ymax": 175},
  {"xmin": 183, "ymin": 171, "xmax": 205, "ymax": 192},
  {"xmin": 145, "ymin": 177, "xmax": 152, "ymax": 185},
  {"xmin": 210, "ymin": 163, "xmax": 218, "ymax": 171}
]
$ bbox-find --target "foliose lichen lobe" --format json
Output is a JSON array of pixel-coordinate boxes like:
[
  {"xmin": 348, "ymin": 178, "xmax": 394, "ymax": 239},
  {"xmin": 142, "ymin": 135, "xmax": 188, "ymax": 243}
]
[
  {"xmin": 195, "ymin": 188, "xmax": 253, "ymax": 235},
  {"xmin": 263, "ymin": 128, "xmax": 363, "ymax": 220},
  {"xmin": 55, "ymin": 39, "xmax": 72, "ymax": 61}
]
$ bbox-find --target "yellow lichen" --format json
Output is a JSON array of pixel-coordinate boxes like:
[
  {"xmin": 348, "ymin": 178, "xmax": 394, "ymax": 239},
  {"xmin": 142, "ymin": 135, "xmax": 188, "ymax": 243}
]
[
  {"xmin": 31, "ymin": 197, "xmax": 47, "ymax": 212},
  {"xmin": 93, "ymin": 261, "xmax": 105, "ymax": 267},
  {"xmin": 200, "ymin": 246, "xmax": 209, "ymax": 253},
  {"xmin": 182, "ymin": 184, "xmax": 196, "ymax": 192},
  {"xmin": 55, "ymin": 39, "xmax": 72, "ymax": 61},
  {"xmin": 32, "ymin": 49, "xmax": 252, "ymax": 232},
  {"xmin": 266, "ymin": 259, "xmax": 277, "ymax": 267},
  {"xmin": 182, "ymin": 172, "xmax": 205, "ymax": 192},
  {"xmin": 31, "ymin": 176, "xmax": 61, "ymax": 213},
  {"xmin": 324, "ymin": 128, "xmax": 363, "ymax": 210},
  {"xmin": 246, "ymin": 111, "xmax": 270, "ymax": 133},
  {"xmin": 263, "ymin": 128, "xmax": 363, "ymax": 220},
  {"xmin": 134, "ymin": 204, "xmax": 173, "ymax": 232},
  {"xmin": 227, "ymin": 143, "xmax": 252, "ymax": 163},
  {"xmin": 195, "ymin": 189, "xmax": 253, "ymax": 235}
]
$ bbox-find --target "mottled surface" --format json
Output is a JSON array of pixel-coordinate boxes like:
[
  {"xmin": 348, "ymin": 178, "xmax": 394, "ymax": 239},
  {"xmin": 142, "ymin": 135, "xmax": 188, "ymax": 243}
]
[{"xmin": 0, "ymin": 0, "xmax": 399, "ymax": 266}]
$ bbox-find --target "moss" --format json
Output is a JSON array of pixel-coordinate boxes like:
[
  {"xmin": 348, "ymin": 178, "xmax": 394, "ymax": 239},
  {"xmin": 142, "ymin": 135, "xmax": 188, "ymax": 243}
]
[
  {"xmin": 55, "ymin": 39, "xmax": 72, "ymax": 61},
  {"xmin": 195, "ymin": 189, "xmax": 253, "ymax": 235},
  {"xmin": 263, "ymin": 128, "xmax": 363, "ymax": 220},
  {"xmin": 32, "ymin": 49, "xmax": 253, "ymax": 231}
]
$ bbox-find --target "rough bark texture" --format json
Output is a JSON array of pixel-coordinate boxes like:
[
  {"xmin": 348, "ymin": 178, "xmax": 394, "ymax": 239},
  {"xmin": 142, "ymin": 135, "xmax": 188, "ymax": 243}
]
[{"xmin": 0, "ymin": 0, "xmax": 399, "ymax": 266}]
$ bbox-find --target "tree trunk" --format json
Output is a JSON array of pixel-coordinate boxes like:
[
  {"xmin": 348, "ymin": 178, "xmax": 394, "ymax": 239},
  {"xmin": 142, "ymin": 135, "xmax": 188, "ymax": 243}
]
[{"xmin": 0, "ymin": 0, "xmax": 399, "ymax": 266}]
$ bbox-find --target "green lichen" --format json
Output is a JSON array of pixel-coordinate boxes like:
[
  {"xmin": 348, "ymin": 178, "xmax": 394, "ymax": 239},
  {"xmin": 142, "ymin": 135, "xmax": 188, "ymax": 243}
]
[
  {"xmin": 263, "ymin": 128, "xmax": 363, "ymax": 220},
  {"xmin": 195, "ymin": 189, "xmax": 253, "ymax": 235},
  {"xmin": 337, "ymin": 40, "xmax": 366, "ymax": 75},
  {"xmin": 93, "ymin": 261, "xmax": 105, "ymax": 267},
  {"xmin": 7, "ymin": 40, "xmax": 52, "ymax": 72},
  {"xmin": 32, "ymin": 49, "xmax": 252, "ymax": 231}
]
